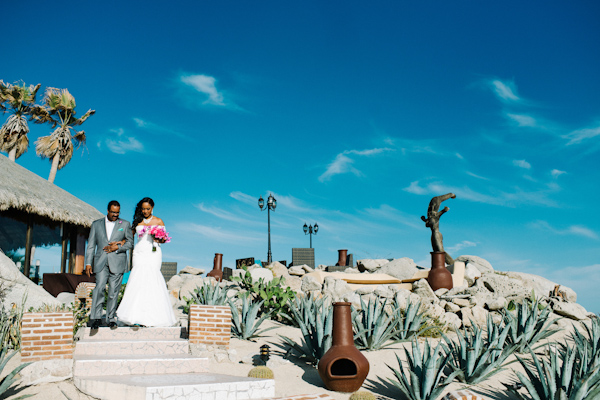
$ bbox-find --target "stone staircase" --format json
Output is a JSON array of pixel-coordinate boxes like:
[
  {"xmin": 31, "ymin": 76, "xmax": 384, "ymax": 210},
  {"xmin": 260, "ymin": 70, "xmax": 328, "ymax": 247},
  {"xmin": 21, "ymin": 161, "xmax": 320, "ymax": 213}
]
[{"xmin": 73, "ymin": 326, "xmax": 275, "ymax": 399}]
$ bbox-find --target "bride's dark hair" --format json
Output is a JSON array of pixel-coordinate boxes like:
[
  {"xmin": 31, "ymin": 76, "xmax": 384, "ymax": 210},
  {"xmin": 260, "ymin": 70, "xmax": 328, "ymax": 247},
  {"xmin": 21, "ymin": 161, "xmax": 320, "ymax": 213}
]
[{"xmin": 132, "ymin": 197, "xmax": 155, "ymax": 229}]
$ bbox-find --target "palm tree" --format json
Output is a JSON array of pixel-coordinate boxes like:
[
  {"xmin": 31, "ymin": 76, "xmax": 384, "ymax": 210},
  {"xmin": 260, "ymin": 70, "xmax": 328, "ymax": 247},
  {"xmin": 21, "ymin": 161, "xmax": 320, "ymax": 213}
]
[
  {"xmin": 34, "ymin": 88, "xmax": 95, "ymax": 183},
  {"xmin": 0, "ymin": 80, "xmax": 42, "ymax": 161}
]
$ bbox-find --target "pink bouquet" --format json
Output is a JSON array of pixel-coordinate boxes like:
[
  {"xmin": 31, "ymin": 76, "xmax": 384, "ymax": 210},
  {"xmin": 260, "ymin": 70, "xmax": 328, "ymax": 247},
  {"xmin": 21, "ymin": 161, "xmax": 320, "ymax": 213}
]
[{"xmin": 139, "ymin": 225, "xmax": 171, "ymax": 251}]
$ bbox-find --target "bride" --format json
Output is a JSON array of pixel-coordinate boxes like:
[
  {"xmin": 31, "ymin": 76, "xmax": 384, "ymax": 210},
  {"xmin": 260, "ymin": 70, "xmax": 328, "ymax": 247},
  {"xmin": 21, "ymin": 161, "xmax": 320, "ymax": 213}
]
[{"xmin": 117, "ymin": 197, "xmax": 176, "ymax": 327}]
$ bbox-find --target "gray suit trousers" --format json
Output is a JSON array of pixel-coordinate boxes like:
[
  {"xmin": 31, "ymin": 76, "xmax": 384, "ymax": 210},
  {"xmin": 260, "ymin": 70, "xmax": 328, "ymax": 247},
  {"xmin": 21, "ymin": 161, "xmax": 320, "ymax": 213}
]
[{"xmin": 91, "ymin": 264, "xmax": 123, "ymax": 322}]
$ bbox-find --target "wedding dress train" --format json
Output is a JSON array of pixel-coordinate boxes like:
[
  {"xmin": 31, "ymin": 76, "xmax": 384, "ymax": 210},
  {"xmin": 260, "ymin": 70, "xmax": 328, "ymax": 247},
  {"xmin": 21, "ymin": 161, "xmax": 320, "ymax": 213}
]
[{"xmin": 116, "ymin": 225, "xmax": 176, "ymax": 327}]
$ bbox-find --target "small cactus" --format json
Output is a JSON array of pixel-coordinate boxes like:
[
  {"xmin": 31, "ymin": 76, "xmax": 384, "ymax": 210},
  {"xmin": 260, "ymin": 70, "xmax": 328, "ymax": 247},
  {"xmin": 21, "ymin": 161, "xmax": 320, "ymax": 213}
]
[
  {"xmin": 349, "ymin": 391, "xmax": 377, "ymax": 400},
  {"xmin": 247, "ymin": 366, "xmax": 274, "ymax": 379}
]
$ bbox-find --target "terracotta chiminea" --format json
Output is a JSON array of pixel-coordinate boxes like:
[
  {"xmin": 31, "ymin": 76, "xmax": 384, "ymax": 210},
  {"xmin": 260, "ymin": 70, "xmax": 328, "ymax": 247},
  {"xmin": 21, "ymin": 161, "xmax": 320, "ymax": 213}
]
[
  {"xmin": 427, "ymin": 251, "xmax": 453, "ymax": 291},
  {"xmin": 318, "ymin": 302, "xmax": 369, "ymax": 392},
  {"xmin": 336, "ymin": 249, "xmax": 348, "ymax": 267},
  {"xmin": 206, "ymin": 253, "xmax": 223, "ymax": 282}
]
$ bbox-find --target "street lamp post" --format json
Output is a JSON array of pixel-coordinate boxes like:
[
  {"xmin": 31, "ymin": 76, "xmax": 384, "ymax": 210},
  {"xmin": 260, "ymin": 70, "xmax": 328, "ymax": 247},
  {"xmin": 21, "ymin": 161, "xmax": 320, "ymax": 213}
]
[
  {"xmin": 258, "ymin": 194, "xmax": 277, "ymax": 263},
  {"xmin": 303, "ymin": 223, "xmax": 318, "ymax": 248}
]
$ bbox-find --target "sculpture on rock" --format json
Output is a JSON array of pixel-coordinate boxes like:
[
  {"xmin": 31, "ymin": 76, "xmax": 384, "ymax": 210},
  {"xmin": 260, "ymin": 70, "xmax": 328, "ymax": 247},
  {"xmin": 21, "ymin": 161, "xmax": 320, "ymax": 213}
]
[{"xmin": 421, "ymin": 193, "xmax": 456, "ymax": 265}]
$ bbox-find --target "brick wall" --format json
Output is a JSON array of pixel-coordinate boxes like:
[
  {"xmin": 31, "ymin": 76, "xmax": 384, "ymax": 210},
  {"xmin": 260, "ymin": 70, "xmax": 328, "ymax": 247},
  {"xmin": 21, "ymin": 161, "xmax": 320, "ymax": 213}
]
[
  {"xmin": 188, "ymin": 305, "xmax": 231, "ymax": 348},
  {"xmin": 21, "ymin": 312, "xmax": 74, "ymax": 362}
]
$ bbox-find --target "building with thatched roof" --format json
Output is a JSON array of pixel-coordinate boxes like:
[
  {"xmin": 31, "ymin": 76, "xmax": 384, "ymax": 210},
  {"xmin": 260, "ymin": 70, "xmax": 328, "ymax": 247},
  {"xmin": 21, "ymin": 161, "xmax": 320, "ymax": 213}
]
[{"xmin": 0, "ymin": 153, "xmax": 103, "ymax": 275}]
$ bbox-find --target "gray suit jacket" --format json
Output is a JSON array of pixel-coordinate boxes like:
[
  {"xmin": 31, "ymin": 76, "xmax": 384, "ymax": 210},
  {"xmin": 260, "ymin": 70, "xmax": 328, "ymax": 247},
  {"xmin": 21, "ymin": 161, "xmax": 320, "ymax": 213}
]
[{"xmin": 85, "ymin": 218, "xmax": 134, "ymax": 274}]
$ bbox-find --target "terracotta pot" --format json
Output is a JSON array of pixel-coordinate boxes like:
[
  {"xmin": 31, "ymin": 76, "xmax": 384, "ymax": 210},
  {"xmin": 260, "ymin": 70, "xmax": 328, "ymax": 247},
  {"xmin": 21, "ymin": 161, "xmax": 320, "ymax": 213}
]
[
  {"xmin": 206, "ymin": 253, "xmax": 223, "ymax": 282},
  {"xmin": 427, "ymin": 251, "xmax": 453, "ymax": 291},
  {"xmin": 318, "ymin": 302, "xmax": 369, "ymax": 392},
  {"xmin": 336, "ymin": 249, "xmax": 348, "ymax": 267}
]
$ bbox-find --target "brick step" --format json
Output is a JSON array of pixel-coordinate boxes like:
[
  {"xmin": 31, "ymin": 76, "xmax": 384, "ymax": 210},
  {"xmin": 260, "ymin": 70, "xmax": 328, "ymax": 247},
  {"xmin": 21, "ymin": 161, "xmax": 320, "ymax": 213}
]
[
  {"xmin": 73, "ymin": 354, "xmax": 209, "ymax": 377},
  {"xmin": 79, "ymin": 326, "xmax": 183, "ymax": 341},
  {"xmin": 74, "ymin": 373, "xmax": 275, "ymax": 400},
  {"xmin": 74, "ymin": 338, "xmax": 189, "ymax": 356}
]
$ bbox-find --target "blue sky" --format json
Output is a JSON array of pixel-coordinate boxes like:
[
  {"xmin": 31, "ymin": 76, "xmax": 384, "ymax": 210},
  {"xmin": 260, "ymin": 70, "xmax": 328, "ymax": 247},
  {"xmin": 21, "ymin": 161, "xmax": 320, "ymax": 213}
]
[{"xmin": 3, "ymin": 1, "xmax": 599, "ymax": 312}]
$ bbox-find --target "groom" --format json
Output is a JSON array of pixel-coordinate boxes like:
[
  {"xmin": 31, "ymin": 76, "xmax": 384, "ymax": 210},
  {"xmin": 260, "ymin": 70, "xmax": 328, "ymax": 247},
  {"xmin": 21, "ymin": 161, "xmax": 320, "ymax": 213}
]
[{"xmin": 85, "ymin": 200, "xmax": 133, "ymax": 329}]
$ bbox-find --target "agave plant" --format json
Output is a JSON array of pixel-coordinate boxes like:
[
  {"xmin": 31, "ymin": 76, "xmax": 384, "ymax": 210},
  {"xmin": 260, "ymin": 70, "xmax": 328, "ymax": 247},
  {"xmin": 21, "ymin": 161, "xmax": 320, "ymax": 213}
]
[
  {"xmin": 0, "ymin": 80, "xmax": 42, "ymax": 161},
  {"xmin": 564, "ymin": 315, "xmax": 600, "ymax": 373},
  {"xmin": 386, "ymin": 338, "xmax": 459, "ymax": 400},
  {"xmin": 228, "ymin": 295, "xmax": 277, "ymax": 341},
  {"xmin": 443, "ymin": 314, "xmax": 517, "ymax": 384},
  {"xmin": 353, "ymin": 297, "xmax": 403, "ymax": 351},
  {"xmin": 0, "ymin": 295, "xmax": 26, "ymax": 350},
  {"xmin": 279, "ymin": 294, "xmax": 333, "ymax": 365},
  {"xmin": 503, "ymin": 298, "xmax": 557, "ymax": 353},
  {"xmin": 510, "ymin": 344, "xmax": 600, "ymax": 400},
  {"xmin": 0, "ymin": 347, "xmax": 32, "ymax": 399},
  {"xmin": 393, "ymin": 300, "xmax": 430, "ymax": 341},
  {"xmin": 183, "ymin": 281, "xmax": 233, "ymax": 313},
  {"xmin": 34, "ymin": 87, "xmax": 95, "ymax": 183}
]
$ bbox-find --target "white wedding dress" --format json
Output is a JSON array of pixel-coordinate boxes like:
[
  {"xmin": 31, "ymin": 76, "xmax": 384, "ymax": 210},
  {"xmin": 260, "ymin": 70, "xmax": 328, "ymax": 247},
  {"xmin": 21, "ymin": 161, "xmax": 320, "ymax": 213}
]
[{"xmin": 116, "ymin": 225, "xmax": 176, "ymax": 327}]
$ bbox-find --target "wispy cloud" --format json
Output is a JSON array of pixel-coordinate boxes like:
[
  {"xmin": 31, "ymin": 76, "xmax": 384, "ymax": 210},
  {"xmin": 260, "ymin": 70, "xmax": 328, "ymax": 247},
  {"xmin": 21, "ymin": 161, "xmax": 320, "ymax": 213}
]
[
  {"xmin": 319, "ymin": 148, "xmax": 394, "ymax": 182},
  {"xmin": 133, "ymin": 117, "xmax": 189, "ymax": 139},
  {"xmin": 179, "ymin": 73, "xmax": 226, "ymax": 106},
  {"xmin": 181, "ymin": 223, "xmax": 261, "ymax": 243},
  {"xmin": 230, "ymin": 191, "xmax": 258, "ymax": 206},
  {"xmin": 528, "ymin": 220, "xmax": 598, "ymax": 240},
  {"xmin": 506, "ymin": 113, "xmax": 536, "ymax": 127},
  {"xmin": 551, "ymin": 169, "xmax": 566, "ymax": 178},
  {"xmin": 489, "ymin": 79, "xmax": 520, "ymax": 102},
  {"xmin": 466, "ymin": 171, "xmax": 490, "ymax": 180},
  {"xmin": 563, "ymin": 125, "xmax": 600, "ymax": 145},
  {"xmin": 513, "ymin": 159, "xmax": 531, "ymax": 169},
  {"xmin": 362, "ymin": 204, "xmax": 421, "ymax": 229},
  {"xmin": 195, "ymin": 203, "xmax": 252, "ymax": 224},
  {"xmin": 447, "ymin": 240, "xmax": 477, "ymax": 253},
  {"xmin": 404, "ymin": 180, "xmax": 560, "ymax": 208},
  {"xmin": 98, "ymin": 128, "xmax": 144, "ymax": 154}
]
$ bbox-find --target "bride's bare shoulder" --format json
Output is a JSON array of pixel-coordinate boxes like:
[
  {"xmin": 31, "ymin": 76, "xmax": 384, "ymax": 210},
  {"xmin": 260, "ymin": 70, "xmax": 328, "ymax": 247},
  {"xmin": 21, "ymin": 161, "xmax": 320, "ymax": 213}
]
[{"xmin": 154, "ymin": 217, "xmax": 165, "ymax": 226}]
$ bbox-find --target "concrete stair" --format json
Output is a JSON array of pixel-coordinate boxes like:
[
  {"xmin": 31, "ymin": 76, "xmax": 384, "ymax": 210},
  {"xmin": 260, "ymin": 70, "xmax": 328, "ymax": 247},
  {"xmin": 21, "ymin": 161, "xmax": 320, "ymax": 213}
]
[{"xmin": 73, "ymin": 326, "xmax": 274, "ymax": 400}]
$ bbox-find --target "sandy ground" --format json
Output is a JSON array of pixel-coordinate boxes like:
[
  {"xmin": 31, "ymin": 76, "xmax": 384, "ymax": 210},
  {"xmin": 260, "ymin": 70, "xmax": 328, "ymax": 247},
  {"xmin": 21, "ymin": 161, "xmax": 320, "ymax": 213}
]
[{"xmin": 2, "ymin": 317, "xmax": 582, "ymax": 400}]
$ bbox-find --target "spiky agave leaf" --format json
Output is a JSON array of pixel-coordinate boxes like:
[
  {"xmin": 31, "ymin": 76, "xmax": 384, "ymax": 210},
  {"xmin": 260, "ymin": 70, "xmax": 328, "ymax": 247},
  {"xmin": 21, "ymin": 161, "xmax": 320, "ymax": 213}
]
[
  {"xmin": 352, "ymin": 297, "xmax": 404, "ymax": 351},
  {"xmin": 0, "ymin": 348, "xmax": 33, "ymax": 399},
  {"xmin": 386, "ymin": 339, "xmax": 458, "ymax": 400},
  {"xmin": 228, "ymin": 296, "xmax": 276, "ymax": 341},
  {"xmin": 504, "ymin": 298, "xmax": 557, "ymax": 353}
]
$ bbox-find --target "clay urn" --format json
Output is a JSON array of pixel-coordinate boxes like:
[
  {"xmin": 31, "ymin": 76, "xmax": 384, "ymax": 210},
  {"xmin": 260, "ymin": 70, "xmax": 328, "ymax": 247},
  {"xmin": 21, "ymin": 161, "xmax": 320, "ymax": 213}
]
[
  {"xmin": 427, "ymin": 251, "xmax": 453, "ymax": 291},
  {"xmin": 336, "ymin": 249, "xmax": 348, "ymax": 267},
  {"xmin": 318, "ymin": 302, "xmax": 369, "ymax": 392},
  {"xmin": 206, "ymin": 253, "xmax": 223, "ymax": 282}
]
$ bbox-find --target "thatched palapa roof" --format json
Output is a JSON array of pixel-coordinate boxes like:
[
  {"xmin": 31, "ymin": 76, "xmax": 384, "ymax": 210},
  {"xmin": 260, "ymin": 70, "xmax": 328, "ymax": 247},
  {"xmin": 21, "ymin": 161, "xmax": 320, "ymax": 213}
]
[{"xmin": 0, "ymin": 153, "xmax": 103, "ymax": 250}]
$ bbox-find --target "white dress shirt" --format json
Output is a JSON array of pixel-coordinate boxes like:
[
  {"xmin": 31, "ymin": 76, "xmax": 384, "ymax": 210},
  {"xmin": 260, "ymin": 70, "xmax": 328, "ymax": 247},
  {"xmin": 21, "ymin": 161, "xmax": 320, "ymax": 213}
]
[{"xmin": 105, "ymin": 217, "xmax": 116, "ymax": 240}]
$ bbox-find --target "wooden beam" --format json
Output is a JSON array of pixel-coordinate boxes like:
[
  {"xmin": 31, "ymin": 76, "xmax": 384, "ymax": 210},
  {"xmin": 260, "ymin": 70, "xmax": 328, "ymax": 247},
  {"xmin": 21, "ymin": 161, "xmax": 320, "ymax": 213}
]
[
  {"xmin": 60, "ymin": 223, "xmax": 68, "ymax": 274},
  {"xmin": 68, "ymin": 227, "xmax": 77, "ymax": 274},
  {"xmin": 23, "ymin": 215, "xmax": 33, "ymax": 278}
]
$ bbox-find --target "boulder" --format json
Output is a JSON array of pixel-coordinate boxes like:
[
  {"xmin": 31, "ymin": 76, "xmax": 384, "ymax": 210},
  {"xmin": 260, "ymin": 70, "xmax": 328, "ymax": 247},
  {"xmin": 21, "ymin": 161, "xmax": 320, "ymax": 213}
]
[
  {"xmin": 322, "ymin": 277, "xmax": 353, "ymax": 302},
  {"xmin": 266, "ymin": 261, "xmax": 290, "ymax": 279},
  {"xmin": 485, "ymin": 297, "xmax": 507, "ymax": 311},
  {"xmin": 179, "ymin": 266, "xmax": 205, "ymax": 275},
  {"xmin": 56, "ymin": 292, "xmax": 75, "ymax": 306},
  {"xmin": 455, "ymin": 255, "xmax": 494, "ymax": 274},
  {"xmin": 421, "ymin": 303, "xmax": 445, "ymax": 319},
  {"xmin": 445, "ymin": 302, "xmax": 461, "ymax": 313},
  {"xmin": 355, "ymin": 286, "xmax": 376, "ymax": 295},
  {"xmin": 464, "ymin": 263, "xmax": 482, "ymax": 286},
  {"xmin": 301, "ymin": 265, "xmax": 314, "ymax": 273},
  {"xmin": 471, "ymin": 305, "xmax": 488, "ymax": 326},
  {"xmin": 0, "ymin": 253, "xmax": 60, "ymax": 310},
  {"xmin": 434, "ymin": 288, "xmax": 449, "ymax": 297},
  {"xmin": 20, "ymin": 359, "xmax": 72, "ymax": 385},
  {"xmin": 357, "ymin": 258, "xmax": 390, "ymax": 272},
  {"xmin": 250, "ymin": 268, "xmax": 274, "ymax": 283},
  {"xmin": 374, "ymin": 285, "xmax": 395, "ymax": 299},
  {"xmin": 453, "ymin": 298, "xmax": 470, "ymax": 308},
  {"xmin": 179, "ymin": 277, "xmax": 204, "ymax": 300},
  {"xmin": 378, "ymin": 257, "xmax": 422, "ymax": 280},
  {"xmin": 288, "ymin": 266, "xmax": 306, "ymax": 276},
  {"xmin": 285, "ymin": 276, "xmax": 303, "ymax": 293},
  {"xmin": 551, "ymin": 301, "xmax": 589, "ymax": 321},
  {"xmin": 412, "ymin": 279, "xmax": 438, "ymax": 303},
  {"xmin": 167, "ymin": 275, "xmax": 184, "ymax": 291},
  {"xmin": 468, "ymin": 273, "xmax": 529, "ymax": 303},
  {"xmin": 301, "ymin": 275, "xmax": 322, "ymax": 292},
  {"xmin": 505, "ymin": 272, "xmax": 577, "ymax": 303},
  {"xmin": 440, "ymin": 312, "xmax": 462, "ymax": 331}
]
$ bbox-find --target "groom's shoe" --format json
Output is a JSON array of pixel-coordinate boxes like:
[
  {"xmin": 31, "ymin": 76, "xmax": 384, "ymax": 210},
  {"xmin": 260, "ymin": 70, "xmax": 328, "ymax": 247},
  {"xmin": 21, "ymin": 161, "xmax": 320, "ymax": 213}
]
[
  {"xmin": 109, "ymin": 321, "xmax": 118, "ymax": 330},
  {"xmin": 89, "ymin": 319, "xmax": 101, "ymax": 330}
]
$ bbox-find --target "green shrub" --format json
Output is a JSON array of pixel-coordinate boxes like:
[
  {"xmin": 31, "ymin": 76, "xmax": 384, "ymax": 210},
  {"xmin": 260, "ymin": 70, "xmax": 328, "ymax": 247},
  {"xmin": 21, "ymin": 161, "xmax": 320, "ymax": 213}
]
[
  {"xmin": 231, "ymin": 267, "xmax": 296, "ymax": 320},
  {"xmin": 0, "ymin": 303, "xmax": 24, "ymax": 350}
]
